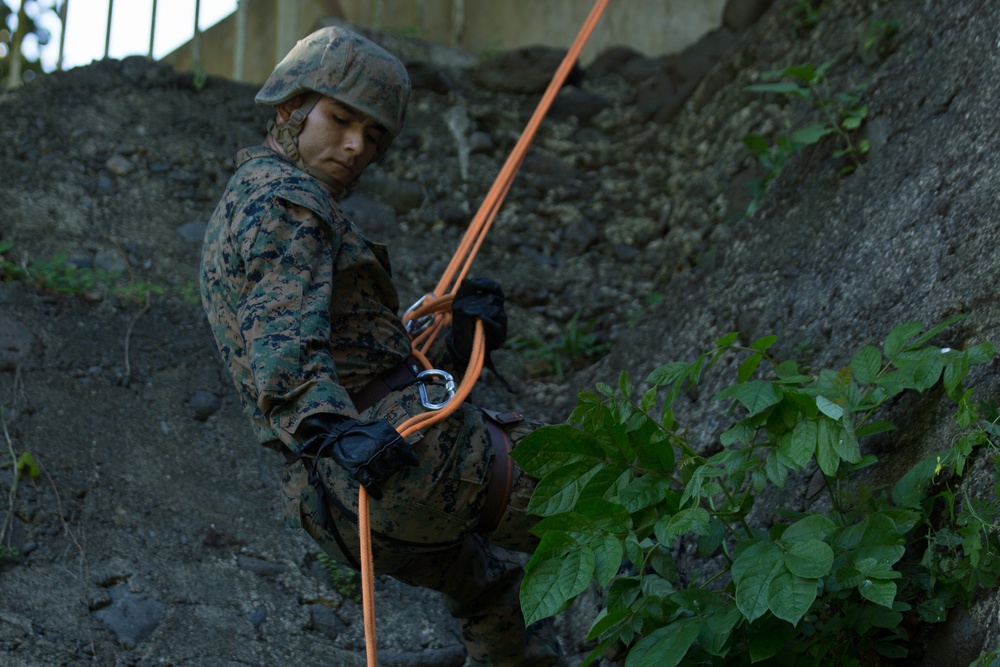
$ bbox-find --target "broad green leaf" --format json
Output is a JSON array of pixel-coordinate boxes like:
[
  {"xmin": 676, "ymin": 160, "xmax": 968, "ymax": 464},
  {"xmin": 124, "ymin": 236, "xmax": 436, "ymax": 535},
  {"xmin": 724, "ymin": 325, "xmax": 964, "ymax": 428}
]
[
  {"xmin": 791, "ymin": 122, "xmax": 832, "ymax": 145},
  {"xmin": 768, "ymin": 570, "xmax": 819, "ymax": 624},
  {"xmin": 782, "ymin": 514, "xmax": 837, "ymax": 543},
  {"xmin": 738, "ymin": 353, "xmax": 764, "ymax": 383},
  {"xmin": 527, "ymin": 461, "xmax": 605, "ymax": 516},
  {"xmin": 700, "ymin": 604, "xmax": 743, "ymax": 656},
  {"xmin": 907, "ymin": 314, "xmax": 966, "ymax": 348},
  {"xmin": 783, "ymin": 540, "xmax": 834, "ymax": 578},
  {"xmin": 587, "ymin": 608, "xmax": 632, "ymax": 641},
  {"xmin": 851, "ymin": 345, "xmax": 882, "ymax": 385},
  {"xmin": 855, "ymin": 419, "xmax": 896, "ymax": 438},
  {"xmin": 580, "ymin": 462, "xmax": 631, "ymax": 502},
  {"xmin": 531, "ymin": 513, "xmax": 598, "ymax": 539},
  {"xmin": 879, "ymin": 508, "xmax": 922, "ymax": 535},
  {"xmin": 525, "ymin": 531, "xmax": 578, "ymax": 570},
  {"xmin": 834, "ymin": 415, "xmax": 862, "ymax": 463},
  {"xmin": 576, "ymin": 497, "xmax": 633, "ymax": 533},
  {"xmin": 606, "ymin": 575, "xmax": 642, "ymax": 611},
  {"xmin": 513, "ymin": 424, "xmax": 605, "ymax": 476},
  {"xmin": 751, "ymin": 334, "xmax": 777, "ymax": 352},
  {"xmin": 670, "ymin": 589, "xmax": 724, "ymax": 615},
  {"xmin": 520, "ymin": 546, "xmax": 595, "ymax": 625},
  {"xmin": 715, "ymin": 331, "xmax": 740, "ymax": 348},
  {"xmin": 633, "ymin": 422, "xmax": 675, "ymax": 475},
  {"xmin": 891, "ymin": 454, "xmax": 938, "ymax": 508},
  {"xmin": 815, "ymin": 396, "xmax": 843, "ymax": 420},
  {"xmin": 857, "ymin": 577, "xmax": 897, "ymax": 608},
  {"xmin": 646, "ymin": 361, "xmax": 690, "ymax": 388},
  {"xmin": 618, "ymin": 371, "xmax": 633, "ymax": 399},
  {"xmin": 618, "ymin": 473, "xmax": 667, "ymax": 513},
  {"xmin": 654, "ymin": 507, "xmax": 711, "ymax": 545},
  {"xmin": 624, "ymin": 533, "xmax": 643, "ymax": 566},
  {"xmin": 732, "ymin": 541, "xmax": 785, "ymax": 622},
  {"xmin": 883, "ymin": 321, "xmax": 923, "ymax": 359},
  {"xmin": 765, "ymin": 448, "xmax": 789, "ymax": 487},
  {"xmin": 593, "ymin": 534, "xmax": 624, "ymax": 587},
  {"xmin": 779, "ymin": 419, "xmax": 816, "ymax": 469},
  {"xmin": 713, "ymin": 381, "xmax": 783, "ymax": 416},
  {"xmin": 967, "ymin": 340, "xmax": 996, "ymax": 365},
  {"xmin": 646, "ymin": 549, "xmax": 680, "ymax": 586},
  {"xmin": 640, "ymin": 387, "xmax": 657, "ymax": 413},
  {"xmin": 624, "ymin": 619, "xmax": 699, "ymax": 667},
  {"xmin": 943, "ymin": 350, "xmax": 969, "ymax": 398},
  {"xmin": 721, "ymin": 418, "xmax": 757, "ymax": 446},
  {"xmin": 640, "ymin": 571, "xmax": 675, "ymax": 598},
  {"xmin": 842, "ymin": 114, "xmax": 864, "ymax": 130},
  {"xmin": 815, "ymin": 418, "xmax": 840, "ymax": 476},
  {"xmin": 853, "ymin": 545, "xmax": 905, "ymax": 578},
  {"xmin": 906, "ymin": 356, "xmax": 945, "ymax": 391}
]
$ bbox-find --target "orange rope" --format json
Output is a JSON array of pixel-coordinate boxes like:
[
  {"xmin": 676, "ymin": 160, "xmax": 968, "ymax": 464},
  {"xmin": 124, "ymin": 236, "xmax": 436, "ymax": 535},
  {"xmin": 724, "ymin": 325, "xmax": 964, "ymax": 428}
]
[{"xmin": 360, "ymin": 1, "xmax": 610, "ymax": 664}]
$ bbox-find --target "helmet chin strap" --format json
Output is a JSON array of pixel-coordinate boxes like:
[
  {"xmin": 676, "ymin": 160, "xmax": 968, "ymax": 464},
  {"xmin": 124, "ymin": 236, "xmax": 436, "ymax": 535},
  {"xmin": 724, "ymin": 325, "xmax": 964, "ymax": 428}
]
[{"xmin": 267, "ymin": 93, "xmax": 354, "ymax": 199}]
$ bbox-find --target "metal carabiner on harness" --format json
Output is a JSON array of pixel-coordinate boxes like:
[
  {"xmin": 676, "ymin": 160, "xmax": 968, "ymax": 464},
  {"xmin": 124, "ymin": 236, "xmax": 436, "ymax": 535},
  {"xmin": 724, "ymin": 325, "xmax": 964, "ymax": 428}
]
[
  {"xmin": 416, "ymin": 369, "xmax": 456, "ymax": 410},
  {"xmin": 404, "ymin": 293, "xmax": 437, "ymax": 336}
]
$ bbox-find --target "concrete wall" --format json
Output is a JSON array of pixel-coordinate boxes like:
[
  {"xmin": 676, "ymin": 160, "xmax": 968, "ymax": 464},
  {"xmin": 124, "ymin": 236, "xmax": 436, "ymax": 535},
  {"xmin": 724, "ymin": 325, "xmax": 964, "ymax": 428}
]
[
  {"xmin": 339, "ymin": 0, "xmax": 725, "ymax": 64},
  {"xmin": 163, "ymin": 0, "xmax": 725, "ymax": 84}
]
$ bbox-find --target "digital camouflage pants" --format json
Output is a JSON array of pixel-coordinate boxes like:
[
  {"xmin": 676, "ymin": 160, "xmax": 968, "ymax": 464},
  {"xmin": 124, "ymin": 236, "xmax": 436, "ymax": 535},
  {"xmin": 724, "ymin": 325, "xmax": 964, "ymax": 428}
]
[{"xmin": 281, "ymin": 383, "xmax": 564, "ymax": 666}]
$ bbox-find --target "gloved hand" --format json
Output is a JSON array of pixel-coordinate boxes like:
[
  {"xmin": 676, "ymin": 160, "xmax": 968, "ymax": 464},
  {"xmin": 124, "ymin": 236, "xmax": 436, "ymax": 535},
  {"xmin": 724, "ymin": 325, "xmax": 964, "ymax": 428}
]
[
  {"xmin": 447, "ymin": 277, "xmax": 508, "ymax": 365},
  {"xmin": 296, "ymin": 414, "xmax": 419, "ymax": 500}
]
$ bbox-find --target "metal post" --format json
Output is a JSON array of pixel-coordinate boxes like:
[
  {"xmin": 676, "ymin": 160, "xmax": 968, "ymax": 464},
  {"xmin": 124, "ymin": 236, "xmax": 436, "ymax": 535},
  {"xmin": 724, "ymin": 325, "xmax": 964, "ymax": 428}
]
[
  {"xmin": 453, "ymin": 0, "xmax": 464, "ymax": 48},
  {"xmin": 104, "ymin": 0, "xmax": 114, "ymax": 59},
  {"xmin": 191, "ymin": 0, "xmax": 201, "ymax": 67},
  {"xmin": 148, "ymin": 0, "xmax": 158, "ymax": 58},
  {"xmin": 234, "ymin": 0, "xmax": 246, "ymax": 81},
  {"xmin": 57, "ymin": 0, "xmax": 69, "ymax": 70}
]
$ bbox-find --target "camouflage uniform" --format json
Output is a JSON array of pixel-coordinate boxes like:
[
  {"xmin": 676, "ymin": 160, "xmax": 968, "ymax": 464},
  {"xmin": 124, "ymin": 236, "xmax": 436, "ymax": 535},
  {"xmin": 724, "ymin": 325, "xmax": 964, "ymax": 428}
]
[{"xmin": 200, "ymin": 74, "xmax": 562, "ymax": 662}]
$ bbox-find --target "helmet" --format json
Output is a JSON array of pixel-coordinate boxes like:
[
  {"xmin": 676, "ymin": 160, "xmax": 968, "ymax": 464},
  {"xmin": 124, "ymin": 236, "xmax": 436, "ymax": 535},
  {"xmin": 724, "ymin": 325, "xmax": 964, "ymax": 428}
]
[{"xmin": 256, "ymin": 26, "xmax": 410, "ymax": 161}]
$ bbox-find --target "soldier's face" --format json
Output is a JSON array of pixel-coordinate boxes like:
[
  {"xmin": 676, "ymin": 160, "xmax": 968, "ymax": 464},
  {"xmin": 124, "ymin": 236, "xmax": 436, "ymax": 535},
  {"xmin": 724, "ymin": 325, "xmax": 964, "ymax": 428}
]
[{"xmin": 291, "ymin": 97, "xmax": 385, "ymax": 187}]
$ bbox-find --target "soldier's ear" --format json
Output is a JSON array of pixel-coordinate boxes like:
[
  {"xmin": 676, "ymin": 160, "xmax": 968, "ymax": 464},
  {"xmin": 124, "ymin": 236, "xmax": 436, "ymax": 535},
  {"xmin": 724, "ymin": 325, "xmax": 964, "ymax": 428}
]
[{"xmin": 275, "ymin": 95, "xmax": 304, "ymax": 123}]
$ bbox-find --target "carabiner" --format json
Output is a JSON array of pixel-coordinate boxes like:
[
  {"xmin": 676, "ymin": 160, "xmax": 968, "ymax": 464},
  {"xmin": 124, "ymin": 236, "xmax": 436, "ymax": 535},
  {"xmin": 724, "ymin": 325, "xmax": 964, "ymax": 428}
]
[
  {"xmin": 416, "ymin": 369, "xmax": 456, "ymax": 410},
  {"xmin": 404, "ymin": 293, "xmax": 437, "ymax": 336}
]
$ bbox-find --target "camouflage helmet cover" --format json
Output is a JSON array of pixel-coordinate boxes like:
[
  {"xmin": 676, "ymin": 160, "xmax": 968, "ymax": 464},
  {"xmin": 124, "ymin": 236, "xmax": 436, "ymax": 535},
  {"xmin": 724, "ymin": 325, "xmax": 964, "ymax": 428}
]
[{"xmin": 256, "ymin": 26, "xmax": 411, "ymax": 159}]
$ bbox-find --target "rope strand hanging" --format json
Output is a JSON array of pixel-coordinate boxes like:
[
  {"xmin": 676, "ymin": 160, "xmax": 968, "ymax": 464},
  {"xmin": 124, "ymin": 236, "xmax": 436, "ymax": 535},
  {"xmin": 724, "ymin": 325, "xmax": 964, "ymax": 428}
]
[{"xmin": 360, "ymin": 1, "xmax": 610, "ymax": 664}]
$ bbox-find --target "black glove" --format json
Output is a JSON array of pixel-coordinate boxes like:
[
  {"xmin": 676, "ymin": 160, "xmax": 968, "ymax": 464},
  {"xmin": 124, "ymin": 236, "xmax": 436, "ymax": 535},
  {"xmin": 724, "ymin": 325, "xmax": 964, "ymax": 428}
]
[
  {"xmin": 296, "ymin": 414, "xmax": 419, "ymax": 500},
  {"xmin": 447, "ymin": 277, "xmax": 508, "ymax": 365}
]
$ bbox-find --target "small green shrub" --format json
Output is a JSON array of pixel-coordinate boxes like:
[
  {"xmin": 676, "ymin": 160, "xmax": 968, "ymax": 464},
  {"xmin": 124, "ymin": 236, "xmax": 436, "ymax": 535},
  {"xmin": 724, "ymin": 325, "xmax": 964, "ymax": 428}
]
[
  {"xmin": 317, "ymin": 552, "xmax": 361, "ymax": 603},
  {"xmin": 0, "ymin": 242, "xmax": 183, "ymax": 304},
  {"xmin": 743, "ymin": 61, "xmax": 870, "ymax": 215},
  {"xmin": 514, "ymin": 316, "xmax": 997, "ymax": 665},
  {"xmin": 786, "ymin": 0, "xmax": 825, "ymax": 30},
  {"xmin": 511, "ymin": 311, "xmax": 612, "ymax": 379}
]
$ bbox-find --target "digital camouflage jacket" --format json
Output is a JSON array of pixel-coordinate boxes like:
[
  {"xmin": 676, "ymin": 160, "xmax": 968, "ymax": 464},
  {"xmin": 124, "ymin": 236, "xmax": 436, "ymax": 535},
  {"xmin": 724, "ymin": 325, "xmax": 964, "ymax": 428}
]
[{"xmin": 200, "ymin": 145, "xmax": 412, "ymax": 452}]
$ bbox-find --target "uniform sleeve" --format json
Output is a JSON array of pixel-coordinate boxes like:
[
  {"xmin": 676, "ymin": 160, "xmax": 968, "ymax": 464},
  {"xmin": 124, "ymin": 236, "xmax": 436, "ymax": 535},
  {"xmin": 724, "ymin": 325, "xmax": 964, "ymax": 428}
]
[{"xmin": 236, "ymin": 196, "xmax": 359, "ymax": 451}]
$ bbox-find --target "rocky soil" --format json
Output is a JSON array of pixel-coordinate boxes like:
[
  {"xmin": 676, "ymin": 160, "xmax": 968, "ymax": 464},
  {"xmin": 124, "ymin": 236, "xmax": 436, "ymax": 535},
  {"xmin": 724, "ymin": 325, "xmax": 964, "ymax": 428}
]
[{"xmin": 1, "ymin": 0, "xmax": 999, "ymax": 665}]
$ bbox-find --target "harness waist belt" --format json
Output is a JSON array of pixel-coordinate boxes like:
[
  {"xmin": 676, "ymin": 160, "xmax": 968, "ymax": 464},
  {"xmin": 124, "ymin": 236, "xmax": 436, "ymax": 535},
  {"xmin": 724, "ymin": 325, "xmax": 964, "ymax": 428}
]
[
  {"xmin": 477, "ymin": 411, "xmax": 522, "ymax": 534},
  {"xmin": 349, "ymin": 356, "xmax": 423, "ymax": 413}
]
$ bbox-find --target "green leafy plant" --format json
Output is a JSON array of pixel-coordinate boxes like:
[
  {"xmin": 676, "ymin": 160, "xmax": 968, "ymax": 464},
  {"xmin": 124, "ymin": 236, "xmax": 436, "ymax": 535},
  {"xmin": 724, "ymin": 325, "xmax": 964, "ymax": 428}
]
[
  {"xmin": 511, "ymin": 311, "xmax": 612, "ymax": 379},
  {"xmin": 786, "ymin": 0, "xmax": 824, "ymax": 31},
  {"xmin": 0, "ymin": 242, "xmax": 170, "ymax": 304},
  {"xmin": 514, "ymin": 316, "xmax": 997, "ymax": 665},
  {"xmin": 862, "ymin": 18, "xmax": 900, "ymax": 58},
  {"xmin": 316, "ymin": 552, "xmax": 361, "ymax": 603},
  {"xmin": 1, "ymin": 404, "xmax": 39, "ymax": 564},
  {"xmin": 743, "ymin": 61, "xmax": 870, "ymax": 215}
]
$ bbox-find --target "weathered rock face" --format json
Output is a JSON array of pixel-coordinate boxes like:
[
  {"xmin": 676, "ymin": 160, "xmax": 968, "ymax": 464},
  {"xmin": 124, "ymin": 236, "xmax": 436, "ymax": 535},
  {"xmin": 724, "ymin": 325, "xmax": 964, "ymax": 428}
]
[{"xmin": 0, "ymin": 0, "xmax": 997, "ymax": 664}]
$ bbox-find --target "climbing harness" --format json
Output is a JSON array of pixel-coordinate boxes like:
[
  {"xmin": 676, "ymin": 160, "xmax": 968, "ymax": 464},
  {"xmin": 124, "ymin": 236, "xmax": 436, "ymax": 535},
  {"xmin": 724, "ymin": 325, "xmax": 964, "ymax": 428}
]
[{"xmin": 358, "ymin": 1, "xmax": 611, "ymax": 664}]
